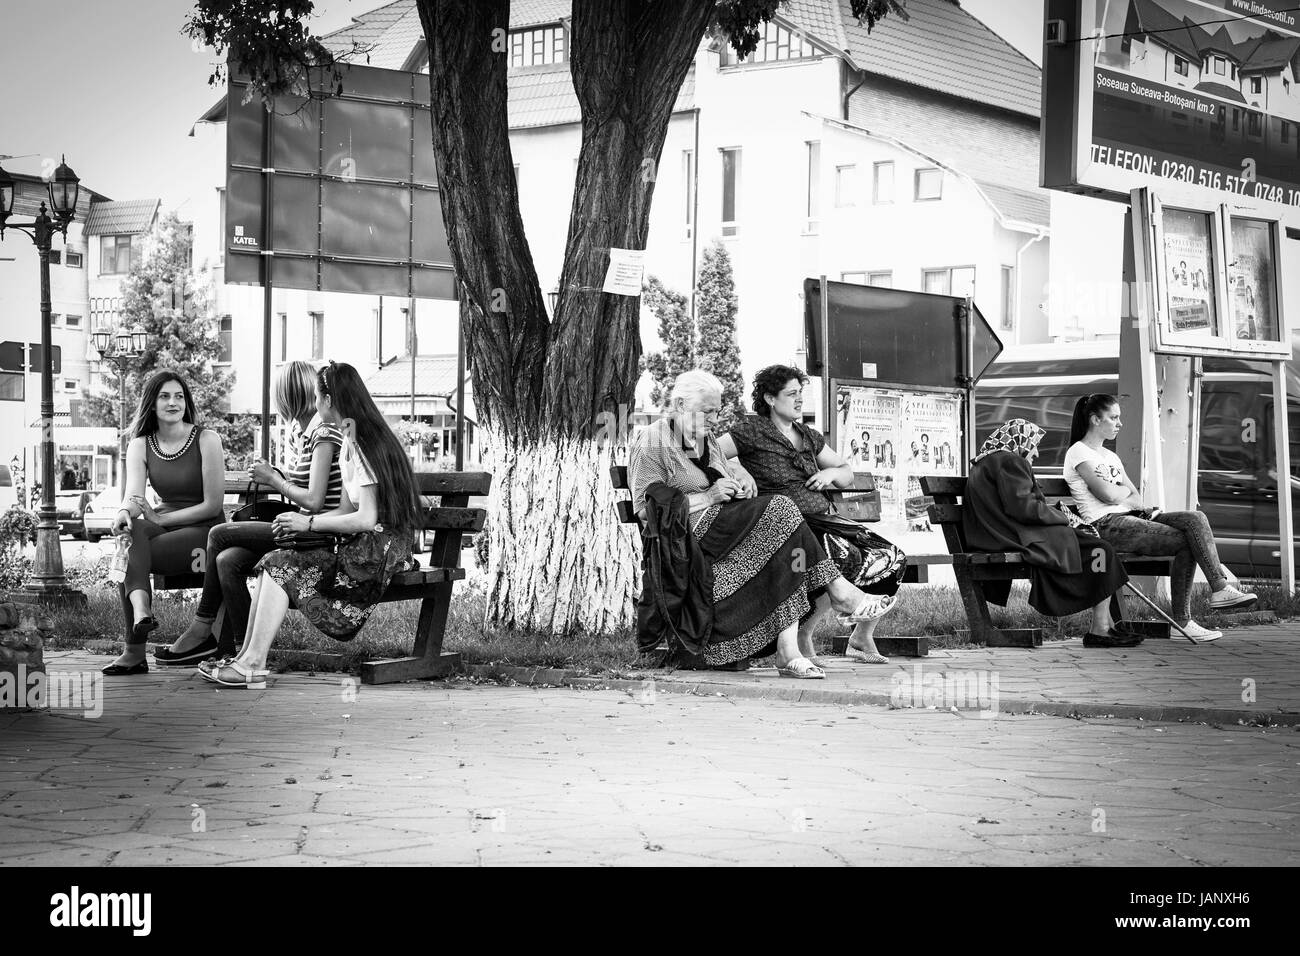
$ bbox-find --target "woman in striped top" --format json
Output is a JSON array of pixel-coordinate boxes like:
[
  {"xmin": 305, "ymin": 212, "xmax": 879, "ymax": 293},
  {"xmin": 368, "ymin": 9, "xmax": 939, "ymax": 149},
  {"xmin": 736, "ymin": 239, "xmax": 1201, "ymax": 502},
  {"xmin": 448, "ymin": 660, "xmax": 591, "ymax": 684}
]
[{"xmin": 155, "ymin": 361, "xmax": 344, "ymax": 665}]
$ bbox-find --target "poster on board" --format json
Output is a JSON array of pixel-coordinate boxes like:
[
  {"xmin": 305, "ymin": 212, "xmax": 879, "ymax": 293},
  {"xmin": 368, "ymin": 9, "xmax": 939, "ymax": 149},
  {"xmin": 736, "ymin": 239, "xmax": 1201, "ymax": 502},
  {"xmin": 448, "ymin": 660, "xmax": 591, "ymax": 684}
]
[{"xmin": 834, "ymin": 384, "xmax": 963, "ymax": 544}]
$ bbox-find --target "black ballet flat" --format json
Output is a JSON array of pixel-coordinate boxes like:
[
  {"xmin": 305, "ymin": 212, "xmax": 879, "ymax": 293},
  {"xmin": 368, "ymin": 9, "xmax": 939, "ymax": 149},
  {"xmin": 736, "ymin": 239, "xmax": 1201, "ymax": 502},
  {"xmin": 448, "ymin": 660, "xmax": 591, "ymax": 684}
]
[
  {"xmin": 154, "ymin": 635, "xmax": 220, "ymax": 666},
  {"xmin": 102, "ymin": 660, "xmax": 149, "ymax": 676},
  {"xmin": 132, "ymin": 617, "xmax": 160, "ymax": 642}
]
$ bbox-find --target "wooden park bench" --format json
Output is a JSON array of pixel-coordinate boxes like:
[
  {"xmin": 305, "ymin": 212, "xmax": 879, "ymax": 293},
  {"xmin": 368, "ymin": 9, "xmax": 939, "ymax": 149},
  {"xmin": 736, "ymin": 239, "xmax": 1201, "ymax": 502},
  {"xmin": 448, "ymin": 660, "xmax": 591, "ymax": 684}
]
[
  {"xmin": 921, "ymin": 474, "xmax": 1174, "ymax": 647},
  {"xmin": 610, "ymin": 465, "xmax": 939, "ymax": 657},
  {"xmin": 119, "ymin": 471, "xmax": 491, "ymax": 684}
]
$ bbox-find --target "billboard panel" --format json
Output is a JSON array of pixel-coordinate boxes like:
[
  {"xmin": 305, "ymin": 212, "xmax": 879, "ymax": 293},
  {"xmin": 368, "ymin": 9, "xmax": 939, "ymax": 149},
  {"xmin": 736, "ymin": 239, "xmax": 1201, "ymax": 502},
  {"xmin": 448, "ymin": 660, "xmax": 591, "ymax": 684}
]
[
  {"xmin": 1043, "ymin": 0, "xmax": 1300, "ymax": 213},
  {"xmin": 225, "ymin": 62, "xmax": 456, "ymax": 299}
]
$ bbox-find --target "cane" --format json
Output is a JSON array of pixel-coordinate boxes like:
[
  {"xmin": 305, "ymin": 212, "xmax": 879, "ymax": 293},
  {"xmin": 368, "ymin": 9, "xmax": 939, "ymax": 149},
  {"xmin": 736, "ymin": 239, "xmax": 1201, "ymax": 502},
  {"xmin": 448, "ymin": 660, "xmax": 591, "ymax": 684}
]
[{"xmin": 1122, "ymin": 582, "xmax": 1197, "ymax": 645}]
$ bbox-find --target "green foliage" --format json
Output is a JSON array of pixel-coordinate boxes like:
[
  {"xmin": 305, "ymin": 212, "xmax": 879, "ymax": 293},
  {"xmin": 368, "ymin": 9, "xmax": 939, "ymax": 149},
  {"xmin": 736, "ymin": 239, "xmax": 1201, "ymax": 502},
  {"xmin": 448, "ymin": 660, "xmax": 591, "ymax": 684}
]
[
  {"xmin": 0, "ymin": 506, "xmax": 37, "ymax": 594},
  {"xmin": 80, "ymin": 213, "xmax": 255, "ymax": 468},
  {"xmin": 695, "ymin": 240, "xmax": 746, "ymax": 429},
  {"xmin": 641, "ymin": 275, "xmax": 695, "ymax": 410},
  {"xmin": 184, "ymin": 0, "xmax": 364, "ymax": 107}
]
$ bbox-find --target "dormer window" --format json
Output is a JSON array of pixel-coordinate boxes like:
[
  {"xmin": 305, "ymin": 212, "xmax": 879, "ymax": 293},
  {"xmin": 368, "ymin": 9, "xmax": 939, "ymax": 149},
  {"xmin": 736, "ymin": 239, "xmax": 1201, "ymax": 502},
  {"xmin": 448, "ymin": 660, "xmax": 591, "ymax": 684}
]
[
  {"xmin": 1213, "ymin": 56, "xmax": 1226, "ymax": 76},
  {"xmin": 508, "ymin": 25, "xmax": 566, "ymax": 68},
  {"xmin": 1174, "ymin": 56, "xmax": 1188, "ymax": 77},
  {"xmin": 720, "ymin": 21, "xmax": 819, "ymax": 66}
]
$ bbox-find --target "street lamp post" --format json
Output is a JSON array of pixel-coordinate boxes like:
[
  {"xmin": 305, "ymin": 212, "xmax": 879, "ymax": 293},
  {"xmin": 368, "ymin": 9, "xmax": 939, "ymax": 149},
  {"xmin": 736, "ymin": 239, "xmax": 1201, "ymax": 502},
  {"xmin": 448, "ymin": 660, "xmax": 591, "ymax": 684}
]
[
  {"xmin": 0, "ymin": 157, "xmax": 87, "ymax": 608},
  {"xmin": 92, "ymin": 325, "xmax": 147, "ymax": 480}
]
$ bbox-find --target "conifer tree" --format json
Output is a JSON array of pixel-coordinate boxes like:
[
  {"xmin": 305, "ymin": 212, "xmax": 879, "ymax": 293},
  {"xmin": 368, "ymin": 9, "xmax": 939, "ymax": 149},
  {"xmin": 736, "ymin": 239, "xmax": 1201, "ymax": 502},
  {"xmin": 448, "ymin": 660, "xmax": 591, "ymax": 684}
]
[
  {"xmin": 641, "ymin": 274, "xmax": 694, "ymax": 409},
  {"xmin": 695, "ymin": 240, "xmax": 745, "ymax": 428}
]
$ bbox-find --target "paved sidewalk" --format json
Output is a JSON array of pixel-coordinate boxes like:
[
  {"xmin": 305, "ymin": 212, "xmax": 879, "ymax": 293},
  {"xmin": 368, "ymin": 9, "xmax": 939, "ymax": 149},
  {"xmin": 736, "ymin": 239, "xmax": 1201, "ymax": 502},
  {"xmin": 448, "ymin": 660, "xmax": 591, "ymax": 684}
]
[
  {"xmin": 560, "ymin": 621, "xmax": 1298, "ymax": 725},
  {"xmin": 0, "ymin": 649, "xmax": 1298, "ymax": 865}
]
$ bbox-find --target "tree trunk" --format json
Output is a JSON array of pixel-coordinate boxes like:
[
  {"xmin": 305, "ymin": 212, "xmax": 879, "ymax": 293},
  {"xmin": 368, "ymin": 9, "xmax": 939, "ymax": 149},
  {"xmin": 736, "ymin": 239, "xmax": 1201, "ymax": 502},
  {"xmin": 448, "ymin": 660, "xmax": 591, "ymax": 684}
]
[{"xmin": 420, "ymin": 0, "xmax": 714, "ymax": 634}]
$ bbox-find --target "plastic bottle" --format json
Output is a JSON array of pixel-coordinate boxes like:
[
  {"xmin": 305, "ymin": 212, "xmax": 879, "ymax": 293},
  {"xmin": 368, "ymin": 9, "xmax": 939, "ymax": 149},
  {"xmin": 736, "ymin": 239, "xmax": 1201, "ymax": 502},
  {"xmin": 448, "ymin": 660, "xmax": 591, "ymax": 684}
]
[{"xmin": 108, "ymin": 529, "xmax": 131, "ymax": 584}]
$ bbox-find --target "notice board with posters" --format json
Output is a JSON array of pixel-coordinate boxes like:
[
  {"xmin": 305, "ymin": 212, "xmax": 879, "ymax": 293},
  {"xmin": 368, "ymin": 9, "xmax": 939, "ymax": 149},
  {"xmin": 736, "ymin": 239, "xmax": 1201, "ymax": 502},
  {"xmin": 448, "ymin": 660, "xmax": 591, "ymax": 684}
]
[
  {"xmin": 225, "ymin": 62, "xmax": 456, "ymax": 299},
  {"xmin": 1042, "ymin": 0, "xmax": 1300, "ymax": 214},
  {"xmin": 834, "ymin": 385, "xmax": 963, "ymax": 541}
]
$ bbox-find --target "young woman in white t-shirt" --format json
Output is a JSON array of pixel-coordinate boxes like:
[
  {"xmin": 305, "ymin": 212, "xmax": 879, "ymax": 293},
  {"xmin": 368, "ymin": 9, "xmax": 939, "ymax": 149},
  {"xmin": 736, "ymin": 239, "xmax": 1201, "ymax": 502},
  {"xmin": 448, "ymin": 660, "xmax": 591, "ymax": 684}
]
[{"xmin": 1064, "ymin": 394, "xmax": 1257, "ymax": 642}]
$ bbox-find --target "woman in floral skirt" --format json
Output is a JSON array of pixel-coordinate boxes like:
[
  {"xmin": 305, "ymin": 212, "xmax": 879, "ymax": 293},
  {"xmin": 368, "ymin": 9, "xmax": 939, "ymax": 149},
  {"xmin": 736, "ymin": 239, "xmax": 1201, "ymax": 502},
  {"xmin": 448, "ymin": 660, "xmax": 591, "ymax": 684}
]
[{"xmin": 200, "ymin": 361, "xmax": 422, "ymax": 689}]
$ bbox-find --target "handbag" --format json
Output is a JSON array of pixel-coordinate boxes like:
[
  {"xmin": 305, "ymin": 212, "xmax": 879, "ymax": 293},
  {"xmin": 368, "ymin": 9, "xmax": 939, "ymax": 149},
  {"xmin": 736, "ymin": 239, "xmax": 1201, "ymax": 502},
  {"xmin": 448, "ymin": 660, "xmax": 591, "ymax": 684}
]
[
  {"xmin": 233, "ymin": 481, "xmax": 296, "ymax": 523},
  {"xmin": 275, "ymin": 529, "xmax": 337, "ymax": 551}
]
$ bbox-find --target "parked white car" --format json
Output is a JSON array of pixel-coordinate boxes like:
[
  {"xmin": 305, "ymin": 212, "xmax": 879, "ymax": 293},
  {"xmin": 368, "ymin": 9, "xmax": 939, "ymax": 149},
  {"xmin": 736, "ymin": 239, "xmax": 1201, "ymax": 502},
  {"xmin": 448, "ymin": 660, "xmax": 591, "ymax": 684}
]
[{"xmin": 81, "ymin": 487, "xmax": 122, "ymax": 543}]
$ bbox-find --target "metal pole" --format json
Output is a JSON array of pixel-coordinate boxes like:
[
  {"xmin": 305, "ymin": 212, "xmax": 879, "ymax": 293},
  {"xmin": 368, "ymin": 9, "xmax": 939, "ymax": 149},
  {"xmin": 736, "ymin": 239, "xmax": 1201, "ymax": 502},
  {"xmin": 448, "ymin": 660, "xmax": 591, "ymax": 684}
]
[
  {"xmin": 22, "ymin": 212, "xmax": 75, "ymax": 600},
  {"xmin": 409, "ymin": 297, "xmax": 417, "ymax": 423},
  {"xmin": 118, "ymin": 361, "xmax": 127, "ymax": 488},
  {"xmin": 964, "ymin": 294, "xmax": 975, "ymax": 467},
  {"xmin": 260, "ymin": 108, "xmax": 275, "ymax": 463},
  {"xmin": 1274, "ymin": 361, "xmax": 1296, "ymax": 593},
  {"xmin": 819, "ymin": 274, "xmax": 830, "ymax": 439},
  {"xmin": 455, "ymin": 297, "xmax": 465, "ymax": 470}
]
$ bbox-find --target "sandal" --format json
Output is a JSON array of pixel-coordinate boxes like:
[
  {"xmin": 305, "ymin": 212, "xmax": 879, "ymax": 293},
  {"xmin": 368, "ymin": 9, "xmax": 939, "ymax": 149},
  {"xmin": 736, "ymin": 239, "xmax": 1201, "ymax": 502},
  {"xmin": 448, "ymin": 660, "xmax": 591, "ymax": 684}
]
[
  {"xmin": 844, "ymin": 645, "xmax": 889, "ymax": 664},
  {"xmin": 837, "ymin": 594, "xmax": 895, "ymax": 625},
  {"xmin": 198, "ymin": 659, "xmax": 268, "ymax": 689},
  {"xmin": 807, "ymin": 655, "xmax": 833, "ymax": 668},
  {"xmin": 776, "ymin": 657, "xmax": 825, "ymax": 679}
]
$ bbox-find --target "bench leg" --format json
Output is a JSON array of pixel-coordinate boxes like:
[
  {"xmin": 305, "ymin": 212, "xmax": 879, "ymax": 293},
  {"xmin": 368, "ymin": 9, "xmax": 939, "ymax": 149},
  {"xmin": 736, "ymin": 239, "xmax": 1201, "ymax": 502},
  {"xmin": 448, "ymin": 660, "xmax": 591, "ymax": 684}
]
[
  {"xmin": 360, "ymin": 582, "xmax": 463, "ymax": 685},
  {"xmin": 954, "ymin": 567, "xmax": 1042, "ymax": 648}
]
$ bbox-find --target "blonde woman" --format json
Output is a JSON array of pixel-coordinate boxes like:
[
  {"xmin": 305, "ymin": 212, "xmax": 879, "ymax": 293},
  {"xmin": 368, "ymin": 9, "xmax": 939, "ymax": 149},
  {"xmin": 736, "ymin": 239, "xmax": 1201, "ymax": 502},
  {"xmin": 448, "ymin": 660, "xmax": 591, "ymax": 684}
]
[{"xmin": 155, "ymin": 361, "xmax": 343, "ymax": 665}]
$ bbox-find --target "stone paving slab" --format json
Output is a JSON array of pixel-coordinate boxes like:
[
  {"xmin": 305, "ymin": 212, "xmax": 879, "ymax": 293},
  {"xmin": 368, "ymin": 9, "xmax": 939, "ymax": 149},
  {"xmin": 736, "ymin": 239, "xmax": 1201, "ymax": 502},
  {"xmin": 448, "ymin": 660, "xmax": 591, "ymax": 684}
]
[
  {"xmin": 0, "ymin": 651, "xmax": 1297, "ymax": 866},
  {"xmin": 469, "ymin": 622, "xmax": 1300, "ymax": 726}
]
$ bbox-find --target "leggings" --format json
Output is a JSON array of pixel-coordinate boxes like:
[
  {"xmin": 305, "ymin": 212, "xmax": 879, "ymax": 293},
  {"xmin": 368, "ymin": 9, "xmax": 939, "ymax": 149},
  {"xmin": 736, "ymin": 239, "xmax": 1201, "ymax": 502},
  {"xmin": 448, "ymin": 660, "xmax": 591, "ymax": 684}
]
[
  {"xmin": 123, "ymin": 518, "xmax": 221, "ymax": 629},
  {"xmin": 1097, "ymin": 510, "xmax": 1228, "ymax": 622},
  {"xmin": 193, "ymin": 521, "xmax": 279, "ymax": 654}
]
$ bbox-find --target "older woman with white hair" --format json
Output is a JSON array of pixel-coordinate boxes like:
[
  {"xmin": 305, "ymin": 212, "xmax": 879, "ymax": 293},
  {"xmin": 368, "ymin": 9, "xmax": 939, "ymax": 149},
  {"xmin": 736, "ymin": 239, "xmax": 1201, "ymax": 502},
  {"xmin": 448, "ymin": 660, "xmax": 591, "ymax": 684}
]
[{"xmin": 628, "ymin": 369, "xmax": 886, "ymax": 678}]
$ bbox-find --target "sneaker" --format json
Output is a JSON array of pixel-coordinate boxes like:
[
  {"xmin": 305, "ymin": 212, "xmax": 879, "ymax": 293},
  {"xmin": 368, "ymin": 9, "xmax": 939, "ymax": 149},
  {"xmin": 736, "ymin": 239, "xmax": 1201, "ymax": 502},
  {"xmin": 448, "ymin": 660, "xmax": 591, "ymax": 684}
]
[
  {"xmin": 1083, "ymin": 627, "xmax": 1145, "ymax": 648},
  {"xmin": 1208, "ymin": 585, "xmax": 1258, "ymax": 611},
  {"xmin": 1180, "ymin": 620, "xmax": 1223, "ymax": 643}
]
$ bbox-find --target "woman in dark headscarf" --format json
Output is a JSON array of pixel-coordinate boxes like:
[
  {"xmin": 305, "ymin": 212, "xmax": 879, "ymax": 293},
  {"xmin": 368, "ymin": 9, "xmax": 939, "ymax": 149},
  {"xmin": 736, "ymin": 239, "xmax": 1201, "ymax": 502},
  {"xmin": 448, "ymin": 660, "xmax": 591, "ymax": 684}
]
[{"xmin": 965, "ymin": 419, "xmax": 1138, "ymax": 648}]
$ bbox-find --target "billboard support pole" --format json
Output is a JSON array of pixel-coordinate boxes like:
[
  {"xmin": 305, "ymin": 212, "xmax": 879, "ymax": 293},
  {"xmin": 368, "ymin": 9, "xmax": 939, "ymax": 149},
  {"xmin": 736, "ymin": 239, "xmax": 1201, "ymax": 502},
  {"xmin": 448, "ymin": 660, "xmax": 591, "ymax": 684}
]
[
  {"xmin": 259, "ymin": 111, "xmax": 274, "ymax": 465},
  {"xmin": 1273, "ymin": 362, "xmax": 1296, "ymax": 593},
  {"xmin": 455, "ymin": 286, "xmax": 465, "ymax": 470},
  {"xmin": 819, "ymin": 274, "xmax": 830, "ymax": 439},
  {"xmin": 963, "ymin": 294, "xmax": 975, "ymax": 467}
]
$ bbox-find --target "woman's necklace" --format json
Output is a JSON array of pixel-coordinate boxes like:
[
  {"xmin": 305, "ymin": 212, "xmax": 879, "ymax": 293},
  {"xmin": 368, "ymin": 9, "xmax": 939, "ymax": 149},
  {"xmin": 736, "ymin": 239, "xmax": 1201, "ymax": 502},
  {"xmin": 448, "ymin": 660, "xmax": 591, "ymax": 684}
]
[{"xmin": 151, "ymin": 425, "xmax": 196, "ymax": 461}]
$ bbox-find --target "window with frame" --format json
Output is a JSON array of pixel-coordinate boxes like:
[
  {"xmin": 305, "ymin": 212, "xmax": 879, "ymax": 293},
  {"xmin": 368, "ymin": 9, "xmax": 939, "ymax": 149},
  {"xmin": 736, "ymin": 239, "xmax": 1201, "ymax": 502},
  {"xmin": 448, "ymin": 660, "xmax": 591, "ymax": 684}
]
[
  {"xmin": 65, "ymin": 251, "xmax": 82, "ymax": 268},
  {"xmin": 834, "ymin": 164, "xmax": 857, "ymax": 207},
  {"xmin": 873, "ymin": 161, "xmax": 894, "ymax": 204},
  {"xmin": 1174, "ymin": 56, "xmax": 1188, "ymax": 77},
  {"xmin": 65, "ymin": 314, "xmax": 82, "ymax": 329},
  {"xmin": 50, "ymin": 313, "xmax": 61, "ymax": 326},
  {"xmin": 804, "ymin": 141, "xmax": 819, "ymax": 233},
  {"xmin": 217, "ymin": 316, "xmax": 233, "ymax": 363},
  {"xmin": 914, "ymin": 167, "xmax": 942, "ymax": 201},
  {"xmin": 922, "ymin": 266, "xmax": 975, "ymax": 298},
  {"xmin": 278, "ymin": 313, "xmax": 288, "ymax": 362},
  {"xmin": 683, "ymin": 150, "xmax": 696, "ymax": 240},
  {"xmin": 841, "ymin": 271, "xmax": 891, "ymax": 287},
  {"xmin": 1233, "ymin": 108, "xmax": 1240, "ymax": 130},
  {"xmin": 719, "ymin": 21, "xmax": 819, "ymax": 65},
  {"xmin": 720, "ymin": 148, "xmax": 741, "ymax": 237},
  {"xmin": 1250, "ymin": 76, "xmax": 1262, "ymax": 94},
  {"xmin": 100, "ymin": 235, "xmax": 137, "ymax": 275},
  {"xmin": 0, "ymin": 372, "xmax": 24, "ymax": 402},
  {"xmin": 1213, "ymin": 56, "xmax": 1226, "ymax": 75},
  {"xmin": 310, "ymin": 312, "xmax": 324, "ymax": 360},
  {"xmin": 508, "ymin": 26, "xmax": 566, "ymax": 68},
  {"xmin": 1248, "ymin": 112, "xmax": 1262, "ymax": 135},
  {"xmin": 217, "ymin": 187, "xmax": 227, "ymax": 262},
  {"xmin": 63, "ymin": 379, "xmax": 78, "ymax": 393},
  {"xmin": 49, "ymin": 250, "xmax": 62, "ymax": 265}
]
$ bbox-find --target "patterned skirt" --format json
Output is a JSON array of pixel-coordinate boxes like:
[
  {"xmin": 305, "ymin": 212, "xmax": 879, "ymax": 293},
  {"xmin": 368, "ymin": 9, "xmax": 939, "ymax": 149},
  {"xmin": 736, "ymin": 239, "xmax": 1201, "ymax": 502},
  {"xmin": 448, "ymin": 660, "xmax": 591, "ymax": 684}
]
[
  {"xmin": 255, "ymin": 529, "xmax": 413, "ymax": 641},
  {"xmin": 692, "ymin": 494, "xmax": 840, "ymax": 665},
  {"xmin": 803, "ymin": 511, "xmax": 906, "ymax": 598}
]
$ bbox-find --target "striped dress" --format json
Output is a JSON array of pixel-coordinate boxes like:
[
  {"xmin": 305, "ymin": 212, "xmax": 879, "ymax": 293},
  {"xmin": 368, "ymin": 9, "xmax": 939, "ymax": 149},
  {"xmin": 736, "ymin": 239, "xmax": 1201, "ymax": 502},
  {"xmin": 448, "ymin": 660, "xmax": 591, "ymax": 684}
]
[{"xmin": 289, "ymin": 417, "xmax": 344, "ymax": 514}]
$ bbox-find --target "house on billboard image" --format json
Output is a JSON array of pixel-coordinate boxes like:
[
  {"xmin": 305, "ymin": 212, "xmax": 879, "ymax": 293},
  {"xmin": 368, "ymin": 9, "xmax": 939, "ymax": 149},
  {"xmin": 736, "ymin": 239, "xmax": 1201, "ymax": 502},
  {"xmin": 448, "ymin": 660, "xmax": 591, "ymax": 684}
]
[
  {"xmin": 1098, "ymin": 0, "xmax": 1300, "ymax": 177},
  {"xmin": 188, "ymin": 0, "xmax": 1057, "ymax": 441}
]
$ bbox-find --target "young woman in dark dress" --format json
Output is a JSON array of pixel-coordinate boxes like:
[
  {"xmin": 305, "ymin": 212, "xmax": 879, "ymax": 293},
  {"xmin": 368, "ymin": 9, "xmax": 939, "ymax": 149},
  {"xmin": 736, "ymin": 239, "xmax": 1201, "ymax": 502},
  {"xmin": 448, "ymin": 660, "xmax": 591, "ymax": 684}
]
[
  {"xmin": 719, "ymin": 365, "xmax": 905, "ymax": 665},
  {"xmin": 105, "ymin": 372, "xmax": 226, "ymax": 675}
]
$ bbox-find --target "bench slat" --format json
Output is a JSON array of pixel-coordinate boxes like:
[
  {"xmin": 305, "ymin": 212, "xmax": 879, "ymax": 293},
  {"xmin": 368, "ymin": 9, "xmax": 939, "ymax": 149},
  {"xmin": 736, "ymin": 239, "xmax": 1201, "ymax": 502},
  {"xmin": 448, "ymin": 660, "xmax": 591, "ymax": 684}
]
[
  {"xmin": 919, "ymin": 475, "xmax": 964, "ymax": 496},
  {"xmin": 414, "ymin": 471, "xmax": 493, "ymax": 497},
  {"xmin": 421, "ymin": 507, "xmax": 486, "ymax": 532},
  {"xmin": 616, "ymin": 500, "xmax": 638, "ymax": 524},
  {"xmin": 928, "ymin": 502, "xmax": 963, "ymax": 524},
  {"xmin": 611, "ymin": 465, "xmax": 629, "ymax": 490}
]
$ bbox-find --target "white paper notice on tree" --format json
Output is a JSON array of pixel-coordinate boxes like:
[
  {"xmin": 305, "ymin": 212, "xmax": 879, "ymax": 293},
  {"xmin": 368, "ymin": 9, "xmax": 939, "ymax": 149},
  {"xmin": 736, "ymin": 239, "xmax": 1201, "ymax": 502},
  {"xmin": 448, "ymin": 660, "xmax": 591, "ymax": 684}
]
[{"xmin": 603, "ymin": 248, "xmax": 646, "ymax": 296}]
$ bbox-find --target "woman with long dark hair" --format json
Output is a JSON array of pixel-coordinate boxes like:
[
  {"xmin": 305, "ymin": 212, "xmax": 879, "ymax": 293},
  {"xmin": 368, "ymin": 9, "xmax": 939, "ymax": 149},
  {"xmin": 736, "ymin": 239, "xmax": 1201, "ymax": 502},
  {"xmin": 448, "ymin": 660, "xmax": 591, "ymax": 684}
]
[
  {"xmin": 1063, "ymin": 393, "xmax": 1256, "ymax": 643},
  {"xmin": 105, "ymin": 371, "xmax": 226, "ymax": 675},
  {"xmin": 155, "ymin": 361, "xmax": 344, "ymax": 665},
  {"xmin": 718, "ymin": 365, "xmax": 906, "ymax": 666},
  {"xmin": 199, "ymin": 362, "xmax": 421, "ymax": 688}
]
